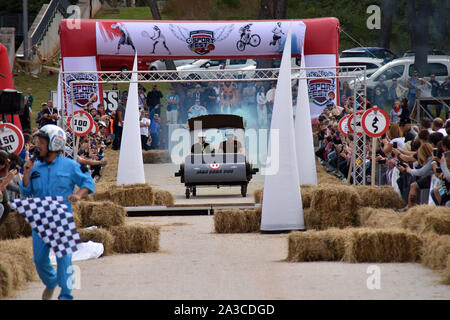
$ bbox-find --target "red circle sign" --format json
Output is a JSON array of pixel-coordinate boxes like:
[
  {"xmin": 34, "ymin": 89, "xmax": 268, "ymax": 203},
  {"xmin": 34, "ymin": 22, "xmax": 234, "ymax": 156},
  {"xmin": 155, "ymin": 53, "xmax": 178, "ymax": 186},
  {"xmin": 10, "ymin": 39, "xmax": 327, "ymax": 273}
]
[
  {"xmin": 347, "ymin": 111, "xmax": 364, "ymax": 136},
  {"xmin": 68, "ymin": 110, "xmax": 94, "ymax": 137},
  {"xmin": 362, "ymin": 107, "xmax": 390, "ymax": 138},
  {"xmin": 338, "ymin": 115, "xmax": 350, "ymax": 136},
  {"xmin": 91, "ymin": 121, "xmax": 99, "ymax": 135},
  {"xmin": 0, "ymin": 123, "xmax": 24, "ymax": 155}
]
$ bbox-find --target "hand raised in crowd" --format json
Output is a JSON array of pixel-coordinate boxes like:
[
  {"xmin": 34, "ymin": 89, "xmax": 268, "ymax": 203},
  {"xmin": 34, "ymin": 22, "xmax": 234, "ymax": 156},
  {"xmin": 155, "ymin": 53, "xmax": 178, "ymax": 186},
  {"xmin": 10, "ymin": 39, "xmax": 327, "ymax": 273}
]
[{"xmin": 0, "ymin": 169, "xmax": 17, "ymax": 191}]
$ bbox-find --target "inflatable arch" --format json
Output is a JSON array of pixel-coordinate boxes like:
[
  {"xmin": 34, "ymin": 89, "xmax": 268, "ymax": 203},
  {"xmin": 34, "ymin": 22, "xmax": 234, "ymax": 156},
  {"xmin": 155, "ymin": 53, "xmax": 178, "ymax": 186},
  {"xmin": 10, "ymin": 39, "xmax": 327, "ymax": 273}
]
[{"xmin": 59, "ymin": 18, "xmax": 340, "ymax": 117}]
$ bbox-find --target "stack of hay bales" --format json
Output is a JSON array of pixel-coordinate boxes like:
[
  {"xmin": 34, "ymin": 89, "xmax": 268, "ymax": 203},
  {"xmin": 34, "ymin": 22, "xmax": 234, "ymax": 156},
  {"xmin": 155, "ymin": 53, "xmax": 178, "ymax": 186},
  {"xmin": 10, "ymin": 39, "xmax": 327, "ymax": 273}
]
[
  {"xmin": 93, "ymin": 183, "xmax": 174, "ymax": 207},
  {"xmin": 253, "ymin": 185, "xmax": 317, "ymax": 209},
  {"xmin": 355, "ymin": 185, "xmax": 404, "ymax": 209},
  {"xmin": 357, "ymin": 207, "xmax": 404, "ymax": 229},
  {"xmin": 72, "ymin": 200, "xmax": 160, "ymax": 255},
  {"xmin": 401, "ymin": 205, "xmax": 450, "ymax": 235},
  {"xmin": 287, "ymin": 228, "xmax": 422, "ymax": 263},
  {"xmin": 0, "ymin": 237, "xmax": 36, "ymax": 298},
  {"xmin": 142, "ymin": 150, "xmax": 171, "ymax": 163}
]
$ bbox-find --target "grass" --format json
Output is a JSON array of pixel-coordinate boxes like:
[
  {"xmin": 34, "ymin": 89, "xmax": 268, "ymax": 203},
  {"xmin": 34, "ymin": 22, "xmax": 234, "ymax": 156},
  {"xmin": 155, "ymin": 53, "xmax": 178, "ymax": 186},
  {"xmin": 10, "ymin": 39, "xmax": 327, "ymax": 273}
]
[{"xmin": 94, "ymin": 7, "xmax": 170, "ymax": 20}]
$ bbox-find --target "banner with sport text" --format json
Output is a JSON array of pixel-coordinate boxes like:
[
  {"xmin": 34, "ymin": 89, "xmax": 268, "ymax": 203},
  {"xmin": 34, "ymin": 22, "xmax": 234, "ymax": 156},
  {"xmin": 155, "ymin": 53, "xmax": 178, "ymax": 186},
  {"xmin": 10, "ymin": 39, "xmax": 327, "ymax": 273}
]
[{"xmin": 96, "ymin": 21, "xmax": 306, "ymax": 58}]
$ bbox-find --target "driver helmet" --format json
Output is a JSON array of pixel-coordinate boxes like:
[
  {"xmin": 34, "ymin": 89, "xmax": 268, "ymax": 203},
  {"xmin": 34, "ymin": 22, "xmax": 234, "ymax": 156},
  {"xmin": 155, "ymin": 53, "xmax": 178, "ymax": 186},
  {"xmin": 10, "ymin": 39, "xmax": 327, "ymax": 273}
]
[{"xmin": 33, "ymin": 124, "xmax": 67, "ymax": 152}]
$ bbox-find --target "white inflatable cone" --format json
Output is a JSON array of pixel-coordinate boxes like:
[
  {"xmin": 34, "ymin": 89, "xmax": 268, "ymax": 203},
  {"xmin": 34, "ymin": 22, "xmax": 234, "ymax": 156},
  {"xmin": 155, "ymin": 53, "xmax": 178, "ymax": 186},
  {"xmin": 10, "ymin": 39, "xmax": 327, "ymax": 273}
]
[
  {"xmin": 116, "ymin": 54, "xmax": 146, "ymax": 185},
  {"xmin": 294, "ymin": 48, "xmax": 318, "ymax": 185},
  {"xmin": 260, "ymin": 23, "xmax": 305, "ymax": 232}
]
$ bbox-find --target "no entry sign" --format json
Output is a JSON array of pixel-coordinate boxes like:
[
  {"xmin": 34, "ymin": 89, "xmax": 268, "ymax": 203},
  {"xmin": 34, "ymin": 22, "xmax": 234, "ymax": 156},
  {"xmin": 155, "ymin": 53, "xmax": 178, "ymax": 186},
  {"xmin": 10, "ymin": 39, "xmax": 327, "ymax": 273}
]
[
  {"xmin": 0, "ymin": 123, "xmax": 24, "ymax": 155},
  {"xmin": 68, "ymin": 110, "xmax": 94, "ymax": 137},
  {"xmin": 362, "ymin": 107, "xmax": 390, "ymax": 138}
]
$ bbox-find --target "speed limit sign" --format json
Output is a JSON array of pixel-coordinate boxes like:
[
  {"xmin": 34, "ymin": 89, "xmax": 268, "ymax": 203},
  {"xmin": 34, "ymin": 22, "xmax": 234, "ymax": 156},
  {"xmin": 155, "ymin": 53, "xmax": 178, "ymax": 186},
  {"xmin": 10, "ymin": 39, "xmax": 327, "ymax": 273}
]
[
  {"xmin": 69, "ymin": 110, "xmax": 94, "ymax": 137},
  {"xmin": 362, "ymin": 107, "xmax": 390, "ymax": 138},
  {"xmin": 347, "ymin": 111, "xmax": 364, "ymax": 136},
  {"xmin": 91, "ymin": 121, "xmax": 99, "ymax": 135},
  {"xmin": 0, "ymin": 123, "xmax": 24, "ymax": 155},
  {"xmin": 338, "ymin": 115, "xmax": 350, "ymax": 136}
]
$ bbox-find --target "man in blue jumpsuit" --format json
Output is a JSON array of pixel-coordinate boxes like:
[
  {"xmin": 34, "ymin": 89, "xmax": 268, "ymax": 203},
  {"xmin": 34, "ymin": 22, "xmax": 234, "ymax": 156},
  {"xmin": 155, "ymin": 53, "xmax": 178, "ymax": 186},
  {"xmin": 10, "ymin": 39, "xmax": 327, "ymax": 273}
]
[{"xmin": 20, "ymin": 124, "xmax": 95, "ymax": 300}]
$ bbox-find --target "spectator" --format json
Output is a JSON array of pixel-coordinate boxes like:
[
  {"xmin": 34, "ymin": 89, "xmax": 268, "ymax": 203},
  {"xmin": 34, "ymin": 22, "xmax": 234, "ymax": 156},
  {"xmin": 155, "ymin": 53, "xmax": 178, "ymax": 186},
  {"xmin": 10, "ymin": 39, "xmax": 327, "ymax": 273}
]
[
  {"xmin": 36, "ymin": 101, "xmax": 59, "ymax": 128},
  {"xmin": 429, "ymin": 74, "xmax": 442, "ymax": 118},
  {"xmin": 407, "ymin": 70, "xmax": 420, "ymax": 109},
  {"xmin": 97, "ymin": 104, "xmax": 106, "ymax": 117},
  {"xmin": 146, "ymin": 84, "xmax": 163, "ymax": 115},
  {"xmin": 340, "ymin": 81, "xmax": 352, "ymax": 103},
  {"xmin": 112, "ymin": 94, "xmax": 127, "ymax": 150},
  {"xmin": 399, "ymin": 97, "xmax": 411, "ymax": 125},
  {"xmin": 265, "ymin": 82, "xmax": 276, "ymax": 120},
  {"xmin": 21, "ymin": 88, "xmax": 33, "ymax": 132},
  {"xmin": 256, "ymin": 85, "xmax": 267, "ymax": 128},
  {"xmin": 374, "ymin": 77, "xmax": 389, "ymax": 109},
  {"xmin": 149, "ymin": 113, "xmax": 161, "ymax": 150},
  {"xmin": 187, "ymin": 99, "xmax": 208, "ymax": 119},
  {"xmin": 431, "ymin": 135, "xmax": 450, "ymax": 205},
  {"xmin": 192, "ymin": 84, "xmax": 202, "ymax": 103},
  {"xmin": 432, "ymin": 118, "xmax": 447, "ymax": 136},
  {"xmin": 138, "ymin": 87, "xmax": 147, "ymax": 111},
  {"xmin": 417, "ymin": 77, "xmax": 432, "ymax": 116},
  {"xmin": 202, "ymin": 82, "xmax": 218, "ymax": 114},
  {"xmin": 242, "ymin": 82, "xmax": 257, "ymax": 117},
  {"xmin": 440, "ymin": 76, "xmax": 450, "ymax": 119},
  {"xmin": 219, "ymin": 79, "xmax": 237, "ymax": 114},
  {"xmin": 389, "ymin": 100, "xmax": 402, "ymax": 124},
  {"xmin": 139, "ymin": 109, "xmax": 151, "ymax": 151},
  {"xmin": 389, "ymin": 78, "xmax": 407, "ymax": 104},
  {"xmin": 165, "ymin": 87, "xmax": 179, "ymax": 124}
]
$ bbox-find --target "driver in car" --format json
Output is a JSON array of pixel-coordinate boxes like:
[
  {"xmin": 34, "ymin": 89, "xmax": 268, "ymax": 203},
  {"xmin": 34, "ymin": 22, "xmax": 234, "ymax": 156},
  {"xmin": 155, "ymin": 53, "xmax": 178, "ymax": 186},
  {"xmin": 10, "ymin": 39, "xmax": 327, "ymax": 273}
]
[
  {"xmin": 218, "ymin": 129, "xmax": 245, "ymax": 154},
  {"xmin": 191, "ymin": 132, "xmax": 214, "ymax": 154}
]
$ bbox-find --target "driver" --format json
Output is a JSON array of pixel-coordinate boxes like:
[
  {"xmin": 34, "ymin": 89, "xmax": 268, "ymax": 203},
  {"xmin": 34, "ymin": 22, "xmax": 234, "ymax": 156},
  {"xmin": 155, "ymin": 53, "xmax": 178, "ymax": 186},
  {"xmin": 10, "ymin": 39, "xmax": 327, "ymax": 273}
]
[
  {"xmin": 218, "ymin": 129, "xmax": 244, "ymax": 154},
  {"xmin": 191, "ymin": 132, "xmax": 214, "ymax": 154}
]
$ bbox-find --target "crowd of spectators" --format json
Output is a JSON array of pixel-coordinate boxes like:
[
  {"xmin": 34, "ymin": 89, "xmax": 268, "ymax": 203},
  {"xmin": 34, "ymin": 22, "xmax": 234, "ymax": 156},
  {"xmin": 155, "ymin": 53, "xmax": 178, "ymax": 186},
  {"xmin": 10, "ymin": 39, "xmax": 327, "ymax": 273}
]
[{"xmin": 315, "ymin": 90, "xmax": 450, "ymax": 208}]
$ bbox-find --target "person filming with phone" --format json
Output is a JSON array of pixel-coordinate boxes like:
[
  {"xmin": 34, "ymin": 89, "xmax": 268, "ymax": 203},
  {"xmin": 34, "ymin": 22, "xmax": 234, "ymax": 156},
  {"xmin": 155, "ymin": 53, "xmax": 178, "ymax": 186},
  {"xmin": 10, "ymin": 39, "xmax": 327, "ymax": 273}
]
[{"xmin": 431, "ymin": 135, "xmax": 450, "ymax": 206}]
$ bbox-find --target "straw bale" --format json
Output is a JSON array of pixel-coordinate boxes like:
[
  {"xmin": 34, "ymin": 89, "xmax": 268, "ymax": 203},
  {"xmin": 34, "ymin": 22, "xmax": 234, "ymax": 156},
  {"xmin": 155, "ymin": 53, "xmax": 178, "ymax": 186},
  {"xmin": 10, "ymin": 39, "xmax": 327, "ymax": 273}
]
[
  {"xmin": 94, "ymin": 184, "xmax": 154, "ymax": 207},
  {"xmin": 78, "ymin": 228, "xmax": 115, "ymax": 256},
  {"xmin": 343, "ymin": 228, "xmax": 422, "ymax": 263},
  {"xmin": 76, "ymin": 201, "xmax": 126, "ymax": 228},
  {"xmin": 253, "ymin": 185, "xmax": 317, "ymax": 209},
  {"xmin": 0, "ymin": 211, "xmax": 31, "ymax": 240},
  {"xmin": 303, "ymin": 208, "xmax": 321, "ymax": 230},
  {"xmin": 110, "ymin": 224, "xmax": 160, "ymax": 253},
  {"xmin": 310, "ymin": 184, "xmax": 361, "ymax": 229},
  {"xmin": 420, "ymin": 233, "xmax": 450, "ymax": 270},
  {"xmin": 142, "ymin": 150, "xmax": 171, "ymax": 163},
  {"xmin": 355, "ymin": 185, "xmax": 404, "ymax": 209},
  {"xmin": 401, "ymin": 205, "xmax": 450, "ymax": 235},
  {"xmin": 442, "ymin": 256, "xmax": 450, "ymax": 285},
  {"xmin": 152, "ymin": 189, "xmax": 175, "ymax": 207},
  {"xmin": 254, "ymin": 189, "xmax": 263, "ymax": 204},
  {"xmin": 287, "ymin": 228, "xmax": 348, "ymax": 262},
  {"xmin": 0, "ymin": 237, "xmax": 36, "ymax": 297},
  {"xmin": 214, "ymin": 208, "xmax": 261, "ymax": 233},
  {"xmin": 357, "ymin": 207, "xmax": 404, "ymax": 229}
]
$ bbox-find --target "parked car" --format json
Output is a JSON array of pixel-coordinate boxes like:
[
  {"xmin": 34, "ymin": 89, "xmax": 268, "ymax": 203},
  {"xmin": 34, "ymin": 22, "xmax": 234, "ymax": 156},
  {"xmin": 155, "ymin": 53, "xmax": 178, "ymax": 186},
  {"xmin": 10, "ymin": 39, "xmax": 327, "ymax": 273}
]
[
  {"xmin": 350, "ymin": 55, "xmax": 450, "ymax": 100},
  {"xmin": 176, "ymin": 58, "xmax": 257, "ymax": 80},
  {"xmin": 147, "ymin": 59, "xmax": 195, "ymax": 70},
  {"xmin": 340, "ymin": 47, "xmax": 398, "ymax": 63},
  {"xmin": 403, "ymin": 49, "xmax": 447, "ymax": 57},
  {"xmin": 338, "ymin": 57, "xmax": 385, "ymax": 78}
]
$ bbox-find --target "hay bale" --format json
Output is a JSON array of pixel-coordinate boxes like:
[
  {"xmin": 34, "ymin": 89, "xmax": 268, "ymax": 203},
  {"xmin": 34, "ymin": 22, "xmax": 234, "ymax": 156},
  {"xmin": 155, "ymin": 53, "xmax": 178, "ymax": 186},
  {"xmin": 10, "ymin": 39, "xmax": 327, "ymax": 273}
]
[
  {"xmin": 110, "ymin": 224, "xmax": 160, "ymax": 254},
  {"xmin": 78, "ymin": 228, "xmax": 115, "ymax": 256},
  {"xmin": 0, "ymin": 237, "xmax": 36, "ymax": 298},
  {"xmin": 310, "ymin": 184, "xmax": 361, "ymax": 229},
  {"xmin": 343, "ymin": 228, "xmax": 422, "ymax": 263},
  {"xmin": 152, "ymin": 189, "xmax": 175, "ymax": 207},
  {"xmin": 355, "ymin": 185, "xmax": 404, "ymax": 209},
  {"xmin": 420, "ymin": 233, "xmax": 450, "ymax": 270},
  {"xmin": 303, "ymin": 208, "xmax": 321, "ymax": 230},
  {"xmin": 214, "ymin": 208, "xmax": 261, "ymax": 233},
  {"xmin": 142, "ymin": 150, "xmax": 171, "ymax": 163},
  {"xmin": 401, "ymin": 206, "xmax": 450, "ymax": 235},
  {"xmin": 76, "ymin": 201, "xmax": 126, "ymax": 228},
  {"xmin": 253, "ymin": 185, "xmax": 316, "ymax": 209},
  {"xmin": 357, "ymin": 207, "xmax": 404, "ymax": 229},
  {"xmin": 0, "ymin": 211, "xmax": 31, "ymax": 240},
  {"xmin": 442, "ymin": 256, "xmax": 450, "ymax": 285},
  {"xmin": 287, "ymin": 228, "xmax": 348, "ymax": 262},
  {"xmin": 94, "ymin": 184, "xmax": 154, "ymax": 207}
]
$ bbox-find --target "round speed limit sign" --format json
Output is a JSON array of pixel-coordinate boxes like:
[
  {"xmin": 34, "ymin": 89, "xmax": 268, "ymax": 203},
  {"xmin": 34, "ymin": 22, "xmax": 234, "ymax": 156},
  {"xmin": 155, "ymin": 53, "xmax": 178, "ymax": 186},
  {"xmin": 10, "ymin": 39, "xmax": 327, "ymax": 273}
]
[
  {"xmin": 362, "ymin": 107, "xmax": 390, "ymax": 138},
  {"xmin": 69, "ymin": 110, "xmax": 94, "ymax": 137},
  {"xmin": 0, "ymin": 123, "xmax": 24, "ymax": 155},
  {"xmin": 338, "ymin": 115, "xmax": 350, "ymax": 136}
]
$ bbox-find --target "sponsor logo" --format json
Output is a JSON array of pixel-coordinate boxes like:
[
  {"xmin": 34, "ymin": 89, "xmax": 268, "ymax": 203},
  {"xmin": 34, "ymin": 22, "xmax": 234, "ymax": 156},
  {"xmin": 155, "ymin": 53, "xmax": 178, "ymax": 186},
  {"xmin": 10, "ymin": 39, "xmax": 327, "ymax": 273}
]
[
  {"xmin": 307, "ymin": 70, "xmax": 336, "ymax": 106},
  {"xmin": 65, "ymin": 73, "xmax": 99, "ymax": 107},
  {"xmin": 208, "ymin": 163, "xmax": 222, "ymax": 170},
  {"xmin": 187, "ymin": 30, "xmax": 215, "ymax": 55}
]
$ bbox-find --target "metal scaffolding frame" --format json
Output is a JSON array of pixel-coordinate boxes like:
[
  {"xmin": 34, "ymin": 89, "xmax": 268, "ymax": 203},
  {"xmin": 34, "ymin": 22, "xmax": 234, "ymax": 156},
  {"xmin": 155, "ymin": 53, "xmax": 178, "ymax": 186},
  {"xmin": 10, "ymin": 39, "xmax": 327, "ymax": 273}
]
[{"xmin": 60, "ymin": 65, "xmax": 367, "ymax": 185}]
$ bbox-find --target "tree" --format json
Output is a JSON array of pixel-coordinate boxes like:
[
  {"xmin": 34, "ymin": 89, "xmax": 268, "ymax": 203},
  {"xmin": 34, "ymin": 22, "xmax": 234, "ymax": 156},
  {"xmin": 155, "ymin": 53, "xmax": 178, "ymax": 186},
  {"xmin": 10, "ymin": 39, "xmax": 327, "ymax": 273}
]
[{"xmin": 378, "ymin": 0, "xmax": 397, "ymax": 49}]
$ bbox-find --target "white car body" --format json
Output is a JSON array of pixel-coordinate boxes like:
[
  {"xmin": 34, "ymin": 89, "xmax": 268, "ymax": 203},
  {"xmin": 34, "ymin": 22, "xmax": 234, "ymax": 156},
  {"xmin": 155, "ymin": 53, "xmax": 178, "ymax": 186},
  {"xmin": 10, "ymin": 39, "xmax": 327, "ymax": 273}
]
[
  {"xmin": 148, "ymin": 59, "xmax": 196, "ymax": 70},
  {"xmin": 338, "ymin": 57, "xmax": 384, "ymax": 79},
  {"xmin": 176, "ymin": 58, "xmax": 257, "ymax": 80}
]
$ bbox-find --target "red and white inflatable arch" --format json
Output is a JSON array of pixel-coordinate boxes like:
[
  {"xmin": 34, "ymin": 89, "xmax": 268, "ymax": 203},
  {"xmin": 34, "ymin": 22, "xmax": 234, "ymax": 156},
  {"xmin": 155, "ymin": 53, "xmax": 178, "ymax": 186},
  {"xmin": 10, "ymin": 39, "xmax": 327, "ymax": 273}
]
[{"xmin": 59, "ymin": 18, "xmax": 340, "ymax": 118}]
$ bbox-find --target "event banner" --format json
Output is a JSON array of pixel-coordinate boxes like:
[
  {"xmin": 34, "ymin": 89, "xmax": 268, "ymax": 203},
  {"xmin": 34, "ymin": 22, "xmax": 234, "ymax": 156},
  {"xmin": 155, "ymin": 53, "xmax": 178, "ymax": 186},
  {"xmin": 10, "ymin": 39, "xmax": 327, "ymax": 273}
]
[
  {"xmin": 62, "ymin": 56, "xmax": 103, "ymax": 114},
  {"xmin": 96, "ymin": 21, "xmax": 305, "ymax": 58},
  {"xmin": 304, "ymin": 54, "xmax": 337, "ymax": 119}
]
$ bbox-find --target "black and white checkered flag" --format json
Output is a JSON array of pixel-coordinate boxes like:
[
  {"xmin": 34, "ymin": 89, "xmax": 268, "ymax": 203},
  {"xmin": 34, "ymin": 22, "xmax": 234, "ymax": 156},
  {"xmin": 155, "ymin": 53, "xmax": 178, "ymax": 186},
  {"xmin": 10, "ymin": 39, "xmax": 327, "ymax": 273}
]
[{"xmin": 11, "ymin": 196, "xmax": 80, "ymax": 258}]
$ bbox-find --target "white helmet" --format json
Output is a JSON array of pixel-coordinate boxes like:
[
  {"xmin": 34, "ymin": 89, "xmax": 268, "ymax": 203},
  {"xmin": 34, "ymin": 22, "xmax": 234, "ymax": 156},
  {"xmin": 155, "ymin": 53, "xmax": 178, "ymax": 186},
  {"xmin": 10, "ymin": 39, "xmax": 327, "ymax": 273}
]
[{"xmin": 34, "ymin": 124, "xmax": 67, "ymax": 152}]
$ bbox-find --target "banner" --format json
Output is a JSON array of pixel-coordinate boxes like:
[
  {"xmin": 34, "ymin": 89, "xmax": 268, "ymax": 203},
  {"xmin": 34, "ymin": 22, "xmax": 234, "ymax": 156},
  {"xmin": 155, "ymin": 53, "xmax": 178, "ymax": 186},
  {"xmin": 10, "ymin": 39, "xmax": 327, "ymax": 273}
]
[
  {"xmin": 96, "ymin": 20, "xmax": 305, "ymax": 58},
  {"xmin": 305, "ymin": 54, "xmax": 337, "ymax": 119},
  {"xmin": 62, "ymin": 56, "xmax": 103, "ymax": 115}
]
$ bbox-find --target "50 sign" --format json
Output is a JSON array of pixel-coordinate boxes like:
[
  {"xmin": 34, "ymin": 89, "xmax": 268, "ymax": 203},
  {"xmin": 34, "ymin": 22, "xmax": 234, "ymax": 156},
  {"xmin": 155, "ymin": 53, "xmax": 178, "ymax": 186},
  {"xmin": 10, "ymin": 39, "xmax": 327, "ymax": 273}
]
[{"xmin": 0, "ymin": 123, "xmax": 24, "ymax": 155}]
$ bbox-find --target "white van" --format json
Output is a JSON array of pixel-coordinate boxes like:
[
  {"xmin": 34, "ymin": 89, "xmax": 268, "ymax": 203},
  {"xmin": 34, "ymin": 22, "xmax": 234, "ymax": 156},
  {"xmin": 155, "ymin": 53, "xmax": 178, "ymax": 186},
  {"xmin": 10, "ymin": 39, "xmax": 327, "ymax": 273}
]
[{"xmin": 360, "ymin": 55, "xmax": 450, "ymax": 98}]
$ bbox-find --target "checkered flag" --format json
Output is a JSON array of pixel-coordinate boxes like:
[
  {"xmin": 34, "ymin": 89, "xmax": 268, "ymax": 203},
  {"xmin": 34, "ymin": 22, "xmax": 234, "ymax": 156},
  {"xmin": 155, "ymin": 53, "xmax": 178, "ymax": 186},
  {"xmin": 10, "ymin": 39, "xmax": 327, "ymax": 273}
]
[{"xmin": 11, "ymin": 196, "xmax": 80, "ymax": 258}]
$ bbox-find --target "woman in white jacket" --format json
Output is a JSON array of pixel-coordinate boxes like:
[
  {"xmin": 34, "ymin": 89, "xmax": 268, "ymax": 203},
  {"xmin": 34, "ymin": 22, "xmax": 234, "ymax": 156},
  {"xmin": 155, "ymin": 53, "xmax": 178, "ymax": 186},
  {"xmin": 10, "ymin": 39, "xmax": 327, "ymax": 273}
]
[{"xmin": 256, "ymin": 85, "xmax": 267, "ymax": 128}]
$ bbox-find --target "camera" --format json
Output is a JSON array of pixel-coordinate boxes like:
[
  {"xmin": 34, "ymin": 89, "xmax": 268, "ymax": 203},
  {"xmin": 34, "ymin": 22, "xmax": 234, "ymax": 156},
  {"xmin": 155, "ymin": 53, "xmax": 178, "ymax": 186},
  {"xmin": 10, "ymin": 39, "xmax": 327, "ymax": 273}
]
[
  {"xmin": 392, "ymin": 142, "xmax": 398, "ymax": 149},
  {"xmin": 433, "ymin": 148, "xmax": 438, "ymax": 157},
  {"xmin": 396, "ymin": 160, "xmax": 406, "ymax": 167}
]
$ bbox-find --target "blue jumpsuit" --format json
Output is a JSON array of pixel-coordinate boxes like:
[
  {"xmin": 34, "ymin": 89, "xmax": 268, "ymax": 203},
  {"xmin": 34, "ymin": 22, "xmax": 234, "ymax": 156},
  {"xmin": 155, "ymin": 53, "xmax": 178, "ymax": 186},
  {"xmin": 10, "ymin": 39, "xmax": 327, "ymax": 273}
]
[{"xmin": 20, "ymin": 155, "xmax": 95, "ymax": 300}]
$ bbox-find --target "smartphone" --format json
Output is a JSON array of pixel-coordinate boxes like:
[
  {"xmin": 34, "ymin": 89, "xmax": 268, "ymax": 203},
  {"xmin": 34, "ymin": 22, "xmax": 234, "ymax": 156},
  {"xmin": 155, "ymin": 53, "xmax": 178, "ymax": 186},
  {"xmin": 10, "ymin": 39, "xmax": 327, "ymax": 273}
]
[
  {"xmin": 378, "ymin": 159, "xmax": 386, "ymax": 164},
  {"xmin": 433, "ymin": 148, "xmax": 438, "ymax": 157},
  {"xmin": 393, "ymin": 142, "xmax": 398, "ymax": 149},
  {"xmin": 445, "ymin": 151, "xmax": 450, "ymax": 158}
]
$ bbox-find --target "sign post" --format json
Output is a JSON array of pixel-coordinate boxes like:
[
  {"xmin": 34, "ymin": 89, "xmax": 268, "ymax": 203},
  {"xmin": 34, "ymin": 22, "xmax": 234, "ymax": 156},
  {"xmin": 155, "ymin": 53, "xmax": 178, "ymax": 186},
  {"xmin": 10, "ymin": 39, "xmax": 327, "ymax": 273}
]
[{"xmin": 362, "ymin": 107, "xmax": 390, "ymax": 186}]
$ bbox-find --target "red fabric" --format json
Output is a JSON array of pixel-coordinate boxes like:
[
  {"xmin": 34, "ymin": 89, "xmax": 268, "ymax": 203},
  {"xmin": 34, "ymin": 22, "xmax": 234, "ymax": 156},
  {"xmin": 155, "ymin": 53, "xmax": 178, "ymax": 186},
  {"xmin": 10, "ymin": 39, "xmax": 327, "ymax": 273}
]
[{"xmin": 0, "ymin": 43, "xmax": 22, "ymax": 131}]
